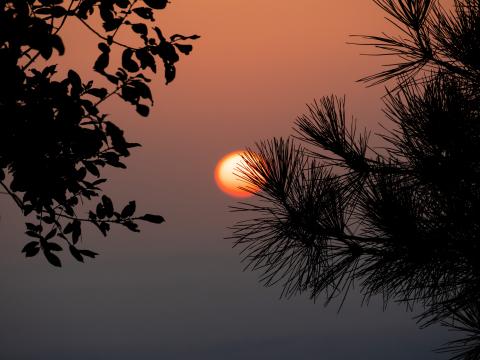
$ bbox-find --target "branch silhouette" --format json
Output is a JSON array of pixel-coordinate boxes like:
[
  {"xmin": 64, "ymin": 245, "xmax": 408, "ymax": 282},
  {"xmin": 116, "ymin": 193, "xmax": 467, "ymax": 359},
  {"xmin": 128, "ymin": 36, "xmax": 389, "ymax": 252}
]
[
  {"xmin": 0, "ymin": 0, "xmax": 198, "ymax": 266},
  {"xmin": 231, "ymin": 1, "xmax": 480, "ymax": 358}
]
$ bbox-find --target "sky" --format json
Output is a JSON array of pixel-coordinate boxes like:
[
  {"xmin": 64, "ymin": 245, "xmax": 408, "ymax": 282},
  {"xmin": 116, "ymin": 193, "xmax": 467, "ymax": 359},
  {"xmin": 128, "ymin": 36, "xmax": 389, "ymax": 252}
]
[{"xmin": 0, "ymin": 1, "xmax": 453, "ymax": 359}]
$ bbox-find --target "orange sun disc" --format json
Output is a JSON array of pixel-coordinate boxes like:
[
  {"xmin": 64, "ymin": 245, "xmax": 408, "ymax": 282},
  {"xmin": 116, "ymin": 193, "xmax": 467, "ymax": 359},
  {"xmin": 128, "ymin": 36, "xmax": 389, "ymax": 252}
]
[{"xmin": 214, "ymin": 150, "xmax": 261, "ymax": 198}]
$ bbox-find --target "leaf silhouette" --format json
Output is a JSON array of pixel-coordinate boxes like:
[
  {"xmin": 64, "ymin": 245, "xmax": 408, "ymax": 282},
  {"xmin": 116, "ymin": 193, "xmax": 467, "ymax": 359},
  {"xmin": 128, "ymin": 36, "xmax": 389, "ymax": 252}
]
[{"xmin": 139, "ymin": 214, "xmax": 165, "ymax": 224}]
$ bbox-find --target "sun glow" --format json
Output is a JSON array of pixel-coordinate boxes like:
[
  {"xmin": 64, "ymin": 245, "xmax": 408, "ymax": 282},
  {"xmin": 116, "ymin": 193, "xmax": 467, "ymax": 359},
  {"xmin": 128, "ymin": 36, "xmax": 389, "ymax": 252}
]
[{"xmin": 214, "ymin": 150, "xmax": 260, "ymax": 198}]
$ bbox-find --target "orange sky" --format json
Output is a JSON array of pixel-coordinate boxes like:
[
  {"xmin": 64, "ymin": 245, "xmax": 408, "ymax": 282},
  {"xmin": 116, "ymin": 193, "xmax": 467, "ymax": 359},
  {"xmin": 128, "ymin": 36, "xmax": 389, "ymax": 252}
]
[
  {"xmin": 54, "ymin": 0, "xmax": 401, "ymax": 248},
  {"xmin": 0, "ymin": 2, "xmax": 455, "ymax": 359}
]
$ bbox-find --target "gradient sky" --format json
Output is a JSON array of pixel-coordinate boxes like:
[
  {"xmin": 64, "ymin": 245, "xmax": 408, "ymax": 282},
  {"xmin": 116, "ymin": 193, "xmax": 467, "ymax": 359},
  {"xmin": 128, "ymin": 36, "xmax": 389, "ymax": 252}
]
[{"xmin": 1, "ymin": 1, "xmax": 453, "ymax": 359}]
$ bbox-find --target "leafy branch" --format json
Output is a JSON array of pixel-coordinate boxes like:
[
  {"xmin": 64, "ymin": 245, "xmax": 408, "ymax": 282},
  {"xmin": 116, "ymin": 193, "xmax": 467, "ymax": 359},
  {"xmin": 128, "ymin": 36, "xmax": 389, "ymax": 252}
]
[{"xmin": 0, "ymin": 0, "xmax": 198, "ymax": 266}]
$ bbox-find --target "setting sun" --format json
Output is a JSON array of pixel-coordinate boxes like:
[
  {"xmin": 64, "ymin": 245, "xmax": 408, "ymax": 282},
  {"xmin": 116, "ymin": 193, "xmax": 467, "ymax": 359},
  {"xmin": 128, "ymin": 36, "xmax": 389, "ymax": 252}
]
[{"xmin": 214, "ymin": 150, "xmax": 260, "ymax": 198}]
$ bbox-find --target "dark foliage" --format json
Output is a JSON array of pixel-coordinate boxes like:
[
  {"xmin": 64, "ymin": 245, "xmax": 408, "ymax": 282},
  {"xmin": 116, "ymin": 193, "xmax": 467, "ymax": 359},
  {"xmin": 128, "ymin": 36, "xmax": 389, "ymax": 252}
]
[
  {"xmin": 0, "ymin": 0, "xmax": 198, "ymax": 266},
  {"xmin": 231, "ymin": 1, "xmax": 480, "ymax": 358}
]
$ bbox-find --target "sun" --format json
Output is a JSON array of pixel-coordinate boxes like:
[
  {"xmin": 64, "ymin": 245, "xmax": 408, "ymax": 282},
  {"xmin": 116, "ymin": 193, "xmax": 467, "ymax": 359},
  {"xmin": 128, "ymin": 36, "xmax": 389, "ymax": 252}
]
[{"xmin": 214, "ymin": 150, "xmax": 260, "ymax": 198}]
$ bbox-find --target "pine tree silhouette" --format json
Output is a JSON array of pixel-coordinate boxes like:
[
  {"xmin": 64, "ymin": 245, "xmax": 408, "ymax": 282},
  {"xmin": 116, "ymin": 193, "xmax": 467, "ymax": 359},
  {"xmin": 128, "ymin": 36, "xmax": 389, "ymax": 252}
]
[{"xmin": 231, "ymin": 1, "xmax": 480, "ymax": 358}]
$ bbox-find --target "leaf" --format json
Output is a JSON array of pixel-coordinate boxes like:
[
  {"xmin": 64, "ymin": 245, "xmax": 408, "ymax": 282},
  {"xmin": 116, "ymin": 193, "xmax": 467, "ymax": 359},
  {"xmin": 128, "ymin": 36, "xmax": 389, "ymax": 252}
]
[
  {"xmin": 131, "ymin": 23, "xmax": 148, "ymax": 36},
  {"xmin": 23, "ymin": 205, "xmax": 34, "ymax": 216},
  {"xmin": 26, "ymin": 223, "xmax": 39, "ymax": 232},
  {"xmin": 136, "ymin": 104, "xmax": 150, "ymax": 117},
  {"xmin": 45, "ymin": 228, "xmax": 57, "ymax": 241},
  {"xmin": 39, "ymin": 0, "xmax": 64, "ymax": 5},
  {"xmin": 87, "ymin": 88, "xmax": 108, "ymax": 99},
  {"xmin": 135, "ymin": 48, "xmax": 156, "ymax": 72},
  {"xmin": 105, "ymin": 73, "xmax": 119, "ymax": 84},
  {"xmin": 77, "ymin": 166, "xmax": 87, "ymax": 181},
  {"xmin": 121, "ymin": 85, "xmax": 139, "ymax": 104},
  {"xmin": 133, "ymin": 7, "xmax": 154, "ymax": 20},
  {"xmin": 170, "ymin": 34, "xmax": 200, "ymax": 41},
  {"xmin": 139, "ymin": 214, "xmax": 165, "ymax": 224},
  {"xmin": 102, "ymin": 195, "xmax": 114, "ymax": 218},
  {"xmin": 96, "ymin": 203, "xmax": 106, "ymax": 219},
  {"xmin": 110, "ymin": 162, "xmax": 127, "ymax": 169},
  {"xmin": 64, "ymin": 205, "xmax": 75, "ymax": 216},
  {"xmin": 122, "ymin": 49, "xmax": 139, "ymax": 72},
  {"xmin": 50, "ymin": 5, "xmax": 67, "ymax": 18},
  {"xmin": 94, "ymin": 53, "xmax": 109, "ymax": 72},
  {"xmin": 153, "ymin": 26, "xmax": 165, "ymax": 42},
  {"xmin": 106, "ymin": 19, "xmax": 123, "ymax": 32},
  {"xmin": 39, "ymin": 43, "xmax": 53, "ymax": 60},
  {"xmin": 35, "ymin": 6, "xmax": 66, "ymax": 18},
  {"xmin": 121, "ymin": 201, "xmax": 136, "ymax": 218},
  {"xmin": 92, "ymin": 179, "xmax": 107, "ymax": 186},
  {"xmin": 22, "ymin": 241, "xmax": 38, "ymax": 252},
  {"xmin": 143, "ymin": 0, "xmax": 168, "ymax": 9},
  {"xmin": 79, "ymin": 249, "xmax": 99, "ymax": 258},
  {"xmin": 26, "ymin": 230, "xmax": 42, "ymax": 239},
  {"xmin": 44, "ymin": 251, "xmax": 62, "ymax": 267},
  {"xmin": 123, "ymin": 221, "xmax": 139, "ymax": 232},
  {"xmin": 174, "ymin": 43, "xmax": 193, "ymax": 55},
  {"xmin": 46, "ymin": 242, "xmax": 62, "ymax": 252},
  {"xmin": 71, "ymin": 220, "xmax": 81, "ymax": 244},
  {"xmin": 63, "ymin": 222, "xmax": 74, "ymax": 234},
  {"xmin": 97, "ymin": 222, "xmax": 110, "ymax": 236},
  {"xmin": 164, "ymin": 65, "xmax": 176, "ymax": 84},
  {"xmin": 133, "ymin": 81, "xmax": 152, "ymax": 101},
  {"xmin": 115, "ymin": 0, "xmax": 130, "ymax": 8},
  {"xmin": 42, "ymin": 216, "xmax": 55, "ymax": 225},
  {"xmin": 157, "ymin": 42, "xmax": 179, "ymax": 64},
  {"xmin": 22, "ymin": 241, "xmax": 40, "ymax": 257},
  {"xmin": 69, "ymin": 245, "xmax": 84, "ymax": 263},
  {"xmin": 51, "ymin": 34, "xmax": 65, "ymax": 55},
  {"xmin": 68, "ymin": 70, "xmax": 82, "ymax": 94},
  {"xmin": 98, "ymin": 42, "xmax": 110, "ymax": 53},
  {"xmin": 41, "ymin": 64, "xmax": 57, "ymax": 77},
  {"xmin": 105, "ymin": 121, "xmax": 125, "ymax": 146},
  {"xmin": 84, "ymin": 161, "xmax": 100, "ymax": 177},
  {"xmin": 25, "ymin": 247, "xmax": 41, "ymax": 257}
]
